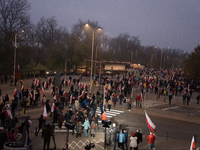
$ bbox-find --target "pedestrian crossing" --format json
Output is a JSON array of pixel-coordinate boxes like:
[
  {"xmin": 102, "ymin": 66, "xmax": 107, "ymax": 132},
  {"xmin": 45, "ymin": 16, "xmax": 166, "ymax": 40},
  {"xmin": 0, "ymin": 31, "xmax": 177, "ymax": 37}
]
[{"xmin": 52, "ymin": 108, "xmax": 124, "ymax": 133}]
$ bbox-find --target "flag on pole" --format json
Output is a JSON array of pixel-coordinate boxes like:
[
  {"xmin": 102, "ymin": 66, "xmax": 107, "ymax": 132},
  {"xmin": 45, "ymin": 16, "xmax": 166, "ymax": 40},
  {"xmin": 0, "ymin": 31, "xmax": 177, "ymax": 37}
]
[
  {"xmin": 43, "ymin": 105, "xmax": 47, "ymax": 119},
  {"xmin": 118, "ymin": 85, "xmax": 121, "ymax": 91},
  {"xmin": 84, "ymin": 84, "xmax": 87, "ymax": 89},
  {"xmin": 28, "ymin": 120, "xmax": 32, "ymax": 125},
  {"xmin": 79, "ymin": 91, "xmax": 85, "ymax": 98},
  {"xmin": 68, "ymin": 80, "xmax": 71, "ymax": 86},
  {"xmin": 167, "ymin": 84, "xmax": 170, "ymax": 89},
  {"xmin": 13, "ymin": 88, "xmax": 17, "ymax": 97},
  {"xmin": 145, "ymin": 110, "xmax": 156, "ymax": 132},
  {"xmin": 190, "ymin": 136, "xmax": 195, "ymax": 150},
  {"xmin": 105, "ymin": 89, "xmax": 109, "ymax": 94},
  {"xmin": 69, "ymin": 95, "xmax": 73, "ymax": 104},
  {"xmin": 105, "ymin": 84, "xmax": 108, "ymax": 89},
  {"xmin": 139, "ymin": 82, "xmax": 143, "ymax": 87},
  {"xmin": 120, "ymin": 76, "xmax": 123, "ymax": 82},
  {"xmin": 51, "ymin": 102, "xmax": 56, "ymax": 112},
  {"xmin": 140, "ymin": 93, "xmax": 143, "ymax": 101},
  {"xmin": 44, "ymin": 82, "xmax": 47, "ymax": 89},
  {"xmin": 148, "ymin": 84, "xmax": 152, "ymax": 89},
  {"xmin": 29, "ymin": 91, "xmax": 33, "ymax": 98},
  {"xmin": 184, "ymin": 89, "xmax": 187, "ymax": 94},
  {"xmin": 41, "ymin": 88, "xmax": 45, "ymax": 96},
  {"xmin": 81, "ymin": 84, "xmax": 84, "ymax": 89},
  {"xmin": 55, "ymin": 92, "xmax": 58, "ymax": 101},
  {"xmin": 63, "ymin": 90, "xmax": 66, "ymax": 97}
]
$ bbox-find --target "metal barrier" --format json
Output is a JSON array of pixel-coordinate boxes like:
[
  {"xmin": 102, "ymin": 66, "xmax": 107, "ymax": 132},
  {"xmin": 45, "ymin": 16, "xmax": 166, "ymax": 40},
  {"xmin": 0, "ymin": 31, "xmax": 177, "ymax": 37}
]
[{"xmin": 67, "ymin": 139, "xmax": 105, "ymax": 149}]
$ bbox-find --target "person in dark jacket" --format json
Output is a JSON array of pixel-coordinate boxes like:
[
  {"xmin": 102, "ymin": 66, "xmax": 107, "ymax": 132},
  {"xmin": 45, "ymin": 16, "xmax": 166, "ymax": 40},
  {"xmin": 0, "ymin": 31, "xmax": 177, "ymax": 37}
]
[
  {"xmin": 135, "ymin": 130, "xmax": 142, "ymax": 148},
  {"xmin": 57, "ymin": 112, "xmax": 64, "ymax": 129},
  {"xmin": 168, "ymin": 93, "xmax": 173, "ymax": 105},
  {"xmin": 35, "ymin": 115, "xmax": 45, "ymax": 136},
  {"xmin": 42, "ymin": 124, "xmax": 53, "ymax": 150},
  {"xmin": 123, "ymin": 129, "xmax": 129, "ymax": 150},
  {"xmin": 110, "ymin": 123, "xmax": 117, "ymax": 150}
]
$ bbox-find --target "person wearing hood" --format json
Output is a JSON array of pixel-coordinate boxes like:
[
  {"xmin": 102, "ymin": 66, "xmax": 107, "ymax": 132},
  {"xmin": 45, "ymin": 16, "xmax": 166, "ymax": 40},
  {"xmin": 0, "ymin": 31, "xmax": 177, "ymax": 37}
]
[{"xmin": 130, "ymin": 133, "xmax": 138, "ymax": 150}]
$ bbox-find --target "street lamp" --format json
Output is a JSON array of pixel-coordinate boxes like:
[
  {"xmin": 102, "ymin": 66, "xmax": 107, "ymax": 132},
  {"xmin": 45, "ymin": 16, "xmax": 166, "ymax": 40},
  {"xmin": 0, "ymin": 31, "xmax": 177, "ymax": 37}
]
[
  {"xmin": 85, "ymin": 24, "xmax": 102, "ymax": 94},
  {"xmin": 13, "ymin": 30, "xmax": 24, "ymax": 86}
]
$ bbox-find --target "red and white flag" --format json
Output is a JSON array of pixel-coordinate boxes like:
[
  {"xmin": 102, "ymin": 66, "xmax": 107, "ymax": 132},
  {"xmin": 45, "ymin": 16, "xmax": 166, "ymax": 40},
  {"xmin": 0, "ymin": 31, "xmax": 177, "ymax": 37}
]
[
  {"xmin": 81, "ymin": 84, "xmax": 84, "ymax": 89},
  {"xmin": 139, "ymin": 82, "xmax": 143, "ymax": 87},
  {"xmin": 29, "ymin": 91, "xmax": 33, "ymax": 98},
  {"xmin": 84, "ymin": 84, "xmax": 87, "ymax": 89},
  {"xmin": 68, "ymin": 80, "xmax": 71, "ymax": 86},
  {"xmin": 118, "ymin": 85, "xmax": 121, "ymax": 91},
  {"xmin": 21, "ymin": 85, "xmax": 24, "ymax": 90},
  {"xmin": 55, "ymin": 92, "xmax": 58, "ymax": 101},
  {"xmin": 41, "ymin": 88, "xmax": 45, "ymax": 96},
  {"xmin": 51, "ymin": 102, "xmax": 56, "ymax": 112},
  {"xmin": 140, "ymin": 93, "xmax": 143, "ymax": 101},
  {"xmin": 148, "ymin": 84, "xmax": 152, "ymax": 89},
  {"xmin": 105, "ymin": 89, "xmax": 109, "ymax": 94},
  {"xmin": 28, "ymin": 120, "xmax": 32, "ymax": 125},
  {"xmin": 79, "ymin": 91, "xmax": 85, "ymax": 98},
  {"xmin": 105, "ymin": 84, "xmax": 108, "ymax": 89},
  {"xmin": 69, "ymin": 95, "xmax": 73, "ymax": 104},
  {"xmin": 167, "ymin": 84, "xmax": 170, "ymax": 89},
  {"xmin": 184, "ymin": 89, "xmax": 187, "ymax": 94},
  {"xmin": 120, "ymin": 76, "xmax": 123, "ymax": 82},
  {"xmin": 34, "ymin": 79, "xmax": 37, "ymax": 85},
  {"xmin": 107, "ymin": 79, "xmax": 110, "ymax": 82},
  {"xmin": 44, "ymin": 82, "xmax": 47, "ymax": 89},
  {"xmin": 190, "ymin": 136, "xmax": 195, "ymax": 150},
  {"xmin": 43, "ymin": 105, "xmax": 47, "ymax": 119},
  {"xmin": 145, "ymin": 110, "xmax": 156, "ymax": 132},
  {"xmin": 13, "ymin": 88, "xmax": 17, "ymax": 97},
  {"xmin": 51, "ymin": 83, "xmax": 53, "ymax": 88},
  {"xmin": 63, "ymin": 90, "xmax": 66, "ymax": 97}
]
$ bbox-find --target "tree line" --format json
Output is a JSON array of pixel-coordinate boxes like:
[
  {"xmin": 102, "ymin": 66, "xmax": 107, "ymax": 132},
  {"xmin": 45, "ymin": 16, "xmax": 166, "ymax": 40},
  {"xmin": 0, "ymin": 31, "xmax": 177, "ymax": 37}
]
[{"xmin": 0, "ymin": 0, "xmax": 196, "ymax": 78}]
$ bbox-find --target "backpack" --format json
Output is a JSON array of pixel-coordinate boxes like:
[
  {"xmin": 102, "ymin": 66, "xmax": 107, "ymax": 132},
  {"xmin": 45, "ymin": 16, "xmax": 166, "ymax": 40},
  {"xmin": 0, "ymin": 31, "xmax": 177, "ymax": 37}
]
[
  {"xmin": 91, "ymin": 123, "xmax": 95, "ymax": 129},
  {"xmin": 123, "ymin": 98, "xmax": 127, "ymax": 103}
]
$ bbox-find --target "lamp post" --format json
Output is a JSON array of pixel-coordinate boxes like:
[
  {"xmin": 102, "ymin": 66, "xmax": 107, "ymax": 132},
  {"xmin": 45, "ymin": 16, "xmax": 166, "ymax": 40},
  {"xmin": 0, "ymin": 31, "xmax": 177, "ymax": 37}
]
[
  {"xmin": 13, "ymin": 30, "xmax": 24, "ymax": 86},
  {"xmin": 160, "ymin": 50, "xmax": 163, "ymax": 70},
  {"xmin": 85, "ymin": 24, "xmax": 102, "ymax": 94}
]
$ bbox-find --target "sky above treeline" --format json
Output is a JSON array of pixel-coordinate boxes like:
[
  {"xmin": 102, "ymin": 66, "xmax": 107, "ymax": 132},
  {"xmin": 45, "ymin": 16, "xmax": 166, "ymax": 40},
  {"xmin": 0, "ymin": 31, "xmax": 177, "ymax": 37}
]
[{"xmin": 28, "ymin": 0, "xmax": 200, "ymax": 53}]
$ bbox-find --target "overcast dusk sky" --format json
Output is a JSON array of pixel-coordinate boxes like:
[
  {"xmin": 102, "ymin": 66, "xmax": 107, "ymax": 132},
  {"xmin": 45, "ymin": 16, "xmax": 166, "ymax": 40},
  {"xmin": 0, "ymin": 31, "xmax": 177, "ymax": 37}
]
[{"xmin": 28, "ymin": 0, "xmax": 200, "ymax": 53}]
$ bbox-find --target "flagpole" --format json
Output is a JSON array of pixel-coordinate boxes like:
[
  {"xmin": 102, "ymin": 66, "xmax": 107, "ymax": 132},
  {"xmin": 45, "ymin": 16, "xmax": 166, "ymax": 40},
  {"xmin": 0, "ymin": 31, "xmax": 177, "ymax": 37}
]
[{"xmin": 103, "ymin": 85, "xmax": 105, "ymax": 111}]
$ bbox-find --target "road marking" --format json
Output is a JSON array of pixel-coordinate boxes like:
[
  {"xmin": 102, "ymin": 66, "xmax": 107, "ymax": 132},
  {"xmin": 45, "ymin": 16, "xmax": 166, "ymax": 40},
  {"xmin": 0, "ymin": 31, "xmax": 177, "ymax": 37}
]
[{"xmin": 161, "ymin": 106, "xmax": 179, "ymax": 111}]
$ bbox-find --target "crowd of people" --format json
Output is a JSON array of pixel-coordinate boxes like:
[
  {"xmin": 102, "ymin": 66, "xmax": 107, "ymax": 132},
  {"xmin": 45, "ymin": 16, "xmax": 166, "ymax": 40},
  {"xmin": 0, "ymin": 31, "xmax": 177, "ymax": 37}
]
[{"xmin": 0, "ymin": 68, "xmax": 200, "ymax": 150}]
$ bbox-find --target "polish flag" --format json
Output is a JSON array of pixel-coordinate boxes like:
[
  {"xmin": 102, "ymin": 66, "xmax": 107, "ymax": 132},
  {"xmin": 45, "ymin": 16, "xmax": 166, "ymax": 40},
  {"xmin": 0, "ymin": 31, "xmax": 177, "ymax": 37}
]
[
  {"xmin": 118, "ymin": 85, "xmax": 121, "ymax": 91},
  {"xmin": 21, "ymin": 85, "xmax": 24, "ymax": 90},
  {"xmin": 84, "ymin": 84, "xmax": 87, "ymax": 89},
  {"xmin": 13, "ymin": 88, "xmax": 17, "ymax": 97},
  {"xmin": 81, "ymin": 84, "xmax": 84, "ymax": 89},
  {"xmin": 184, "ymin": 89, "xmax": 187, "ymax": 94},
  {"xmin": 139, "ymin": 82, "xmax": 143, "ymax": 87},
  {"xmin": 78, "ymin": 82, "xmax": 81, "ymax": 86},
  {"xmin": 120, "ymin": 76, "xmax": 123, "ymax": 82},
  {"xmin": 6, "ymin": 110, "xmax": 12, "ymax": 119},
  {"xmin": 68, "ymin": 80, "xmax": 71, "ymax": 86},
  {"xmin": 105, "ymin": 84, "xmax": 108, "ymax": 89},
  {"xmin": 148, "ymin": 84, "xmax": 152, "ymax": 89},
  {"xmin": 69, "ymin": 95, "xmax": 73, "ymax": 104},
  {"xmin": 28, "ymin": 120, "xmax": 32, "ymax": 125},
  {"xmin": 140, "ymin": 93, "xmax": 143, "ymax": 101},
  {"xmin": 63, "ymin": 90, "xmax": 66, "ymax": 97},
  {"xmin": 29, "ymin": 91, "xmax": 33, "ymax": 98},
  {"xmin": 190, "ymin": 136, "xmax": 195, "ymax": 150},
  {"xmin": 145, "ymin": 110, "xmax": 156, "ymax": 133},
  {"xmin": 105, "ymin": 89, "xmax": 109, "ymax": 94},
  {"xmin": 107, "ymin": 79, "xmax": 110, "ymax": 82},
  {"xmin": 79, "ymin": 91, "xmax": 85, "ymax": 98},
  {"xmin": 41, "ymin": 88, "xmax": 45, "ymax": 96},
  {"xmin": 34, "ymin": 79, "xmax": 37, "ymax": 85},
  {"xmin": 43, "ymin": 105, "xmax": 47, "ymax": 119},
  {"xmin": 33, "ymin": 90, "xmax": 35, "ymax": 101},
  {"xmin": 51, "ymin": 102, "xmax": 56, "ymax": 112},
  {"xmin": 44, "ymin": 82, "xmax": 47, "ymax": 88},
  {"xmin": 167, "ymin": 84, "xmax": 170, "ymax": 89}
]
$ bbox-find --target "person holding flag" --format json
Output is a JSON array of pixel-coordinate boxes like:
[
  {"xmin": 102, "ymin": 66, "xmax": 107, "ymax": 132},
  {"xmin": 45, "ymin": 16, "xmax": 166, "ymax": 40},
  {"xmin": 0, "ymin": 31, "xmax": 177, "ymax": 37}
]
[{"xmin": 146, "ymin": 132, "xmax": 156, "ymax": 150}]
